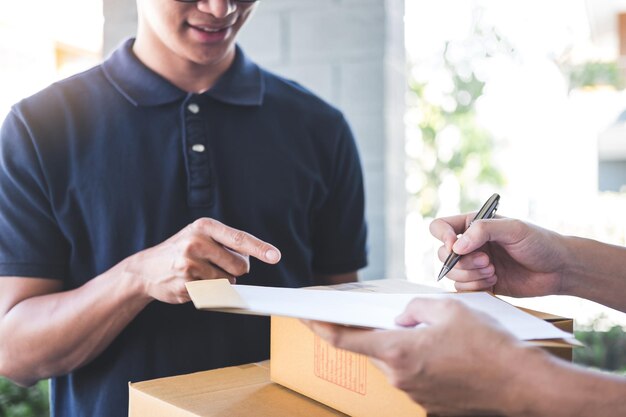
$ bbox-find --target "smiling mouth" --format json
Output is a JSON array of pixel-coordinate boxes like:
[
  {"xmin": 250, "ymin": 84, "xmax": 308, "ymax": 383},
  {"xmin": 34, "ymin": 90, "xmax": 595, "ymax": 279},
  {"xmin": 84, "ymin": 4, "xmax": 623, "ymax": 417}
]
[
  {"xmin": 188, "ymin": 11, "xmax": 239, "ymax": 32},
  {"xmin": 190, "ymin": 24, "xmax": 230, "ymax": 32}
]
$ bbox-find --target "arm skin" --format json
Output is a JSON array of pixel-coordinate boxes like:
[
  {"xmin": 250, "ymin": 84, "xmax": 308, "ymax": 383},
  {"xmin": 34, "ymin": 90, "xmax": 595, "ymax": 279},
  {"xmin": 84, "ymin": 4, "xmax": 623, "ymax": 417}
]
[
  {"xmin": 559, "ymin": 235, "xmax": 626, "ymax": 313},
  {"xmin": 0, "ymin": 218, "xmax": 281, "ymax": 387},
  {"xmin": 306, "ymin": 298, "xmax": 626, "ymax": 417},
  {"xmin": 430, "ymin": 215, "xmax": 626, "ymax": 312}
]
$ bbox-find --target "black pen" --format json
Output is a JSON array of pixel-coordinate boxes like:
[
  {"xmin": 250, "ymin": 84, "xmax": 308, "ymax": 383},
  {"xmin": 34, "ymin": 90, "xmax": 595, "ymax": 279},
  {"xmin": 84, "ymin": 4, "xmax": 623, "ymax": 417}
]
[{"xmin": 437, "ymin": 193, "xmax": 500, "ymax": 281}]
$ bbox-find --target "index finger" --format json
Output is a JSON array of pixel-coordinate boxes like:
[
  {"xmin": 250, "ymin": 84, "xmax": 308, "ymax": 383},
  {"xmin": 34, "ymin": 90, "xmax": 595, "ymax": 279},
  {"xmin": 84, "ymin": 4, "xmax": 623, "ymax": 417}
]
[
  {"xmin": 192, "ymin": 218, "xmax": 282, "ymax": 264},
  {"xmin": 429, "ymin": 214, "xmax": 473, "ymax": 248}
]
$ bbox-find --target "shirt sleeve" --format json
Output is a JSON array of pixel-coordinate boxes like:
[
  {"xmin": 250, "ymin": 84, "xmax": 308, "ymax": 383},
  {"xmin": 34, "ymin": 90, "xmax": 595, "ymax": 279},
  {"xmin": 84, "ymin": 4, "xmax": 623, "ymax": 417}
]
[
  {"xmin": 310, "ymin": 116, "xmax": 368, "ymax": 275},
  {"xmin": 0, "ymin": 109, "xmax": 69, "ymax": 279}
]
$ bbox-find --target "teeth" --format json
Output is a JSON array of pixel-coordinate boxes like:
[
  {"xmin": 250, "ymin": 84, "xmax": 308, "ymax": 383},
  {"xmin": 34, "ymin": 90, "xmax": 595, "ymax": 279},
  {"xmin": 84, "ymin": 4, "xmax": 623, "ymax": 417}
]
[{"xmin": 200, "ymin": 27, "xmax": 221, "ymax": 32}]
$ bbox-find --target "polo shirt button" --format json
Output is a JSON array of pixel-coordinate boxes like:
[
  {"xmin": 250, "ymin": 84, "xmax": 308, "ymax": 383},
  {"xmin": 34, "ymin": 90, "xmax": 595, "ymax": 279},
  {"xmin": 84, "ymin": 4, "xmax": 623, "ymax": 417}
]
[
  {"xmin": 192, "ymin": 144, "xmax": 205, "ymax": 153},
  {"xmin": 187, "ymin": 103, "xmax": 200, "ymax": 114}
]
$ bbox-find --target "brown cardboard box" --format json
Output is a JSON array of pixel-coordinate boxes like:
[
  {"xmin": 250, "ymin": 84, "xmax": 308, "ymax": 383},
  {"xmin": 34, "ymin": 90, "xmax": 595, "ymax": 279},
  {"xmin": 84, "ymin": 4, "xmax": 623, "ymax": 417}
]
[
  {"xmin": 131, "ymin": 280, "xmax": 573, "ymax": 417},
  {"xmin": 271, "ymin": 316, "xmax": 427, "ymax": 417},
  {"xmin": 519, "ymin": 307, "xmax": 574, "ymax": 361},
  {"xmin": 128, "ymin": 361, "xmax": 347, "ymax": 417},
  {"xmin": 270, "ymin": 280, "xmax": 575, "ymax": 417}
]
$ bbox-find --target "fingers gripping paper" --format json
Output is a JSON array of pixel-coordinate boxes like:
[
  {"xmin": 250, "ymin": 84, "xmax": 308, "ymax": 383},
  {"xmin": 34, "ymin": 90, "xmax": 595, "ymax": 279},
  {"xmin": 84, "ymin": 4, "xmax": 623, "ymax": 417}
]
[{"xmin": 185, "ymin": 279, "xmax": 574, "ymax": 342}]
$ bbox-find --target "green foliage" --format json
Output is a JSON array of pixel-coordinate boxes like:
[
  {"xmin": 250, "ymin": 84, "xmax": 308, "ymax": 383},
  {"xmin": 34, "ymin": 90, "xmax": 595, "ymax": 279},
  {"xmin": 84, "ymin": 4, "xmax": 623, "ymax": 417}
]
[
  {"xmin": 407, "ymin": 24, "xmax": 508, "ymax": 218},
  {"xmin": 567, "ymin": 61, "xmax": 624, "ymax": 91},
  {"xmin": 574, "ymin": 325, "xmax": 626, "ymax": 374},
  {"xmin": 0, "ymin": 378, "xmax": 49, "ymax": 417}
]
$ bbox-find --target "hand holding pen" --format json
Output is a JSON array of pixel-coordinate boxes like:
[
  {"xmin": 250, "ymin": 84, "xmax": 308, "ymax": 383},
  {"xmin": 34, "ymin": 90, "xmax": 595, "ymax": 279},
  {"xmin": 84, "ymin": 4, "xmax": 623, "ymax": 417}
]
[{"xmin": 437, "ymin": 193, "xmax": 500, "ymax": 281}]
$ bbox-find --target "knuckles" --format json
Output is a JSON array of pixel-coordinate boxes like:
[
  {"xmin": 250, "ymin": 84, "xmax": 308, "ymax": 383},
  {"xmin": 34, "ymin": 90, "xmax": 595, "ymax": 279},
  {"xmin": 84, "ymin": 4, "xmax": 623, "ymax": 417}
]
[
  {"xmin": 379, "ymin": 340, "xmax": 413, "ymax": 370},
  {"xmin": 179, "ymin": 238, "xmax": 202, "ymax": 258},
  {"xmin": 321, "ymin": 328, "xmax": 345, "ymax": 348},
  {"xmin": 190, "ymin": 217, "xmax": 217, "ymax": 232},
  {"xmin": 439, "ymin": 298, "xmax": 467, "ymax": 318},
  {"xmin": 176, "ymin": 261, "xmax": 196, "ymax": 278},
  {"xmin": 175, "ymin": 218, "xmax": 256, "ymax": 277},
  {"xmin": 231, "ymin": 261, "xmax": 249, "ymax": 277},
  {"xmin": 230, "ymin": 230, "xmax": 248, "ymax": 246}
]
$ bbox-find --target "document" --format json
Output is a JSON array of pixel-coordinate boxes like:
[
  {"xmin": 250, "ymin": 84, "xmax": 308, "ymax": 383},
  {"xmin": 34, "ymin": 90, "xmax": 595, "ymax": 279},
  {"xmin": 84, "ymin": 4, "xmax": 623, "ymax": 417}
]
[{"xmin": 186, "ymin": 279, "xmax": 573, "ymax": 341}]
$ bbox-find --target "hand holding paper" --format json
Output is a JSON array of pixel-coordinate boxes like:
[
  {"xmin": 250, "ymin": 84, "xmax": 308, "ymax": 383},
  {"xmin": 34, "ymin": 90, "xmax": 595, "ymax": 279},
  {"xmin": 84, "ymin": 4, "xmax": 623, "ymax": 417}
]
[
  {"xmin": 185, "ymin": 279, "xmax": 573, "ymax": 341},
  {"xmin": 305, "ymin": 296, "xmax": 550, "ymax": 416}
]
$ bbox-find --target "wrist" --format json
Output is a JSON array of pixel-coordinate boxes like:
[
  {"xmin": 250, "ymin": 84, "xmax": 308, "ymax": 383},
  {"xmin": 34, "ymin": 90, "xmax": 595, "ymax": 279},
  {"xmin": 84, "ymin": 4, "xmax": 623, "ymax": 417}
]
[
  {"xmin": 556, "ymin": 235, "xmax": 585, "ymax": 297},
  {"xmin": 496, "ymin": 344, "xmax": 553, "ymax": 417},
  {"xmin": 558, "ymin": 235, "xmax": 607, "ymax": 299},
  {"xmin": 514, "ymin": 349, "xmax": 626, "ymax": 417},
  {"xmin": 114, "ymin": 254, "xmax": 153, "ymax": 304}
]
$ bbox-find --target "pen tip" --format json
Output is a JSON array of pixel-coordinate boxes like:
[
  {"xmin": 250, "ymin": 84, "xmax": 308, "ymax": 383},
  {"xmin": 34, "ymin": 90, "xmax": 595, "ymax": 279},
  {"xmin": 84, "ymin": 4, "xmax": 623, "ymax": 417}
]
[{"xmin": 437, "ymin": 267, "xmax": 449, "ymax": 282}]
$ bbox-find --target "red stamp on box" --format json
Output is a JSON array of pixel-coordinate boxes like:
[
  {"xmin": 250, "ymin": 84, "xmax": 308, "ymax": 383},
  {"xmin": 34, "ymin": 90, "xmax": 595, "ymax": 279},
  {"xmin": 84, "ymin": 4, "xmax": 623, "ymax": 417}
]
[{"xmin": 313, "ymin": 335, "xmax": 368, "ymax": 395}]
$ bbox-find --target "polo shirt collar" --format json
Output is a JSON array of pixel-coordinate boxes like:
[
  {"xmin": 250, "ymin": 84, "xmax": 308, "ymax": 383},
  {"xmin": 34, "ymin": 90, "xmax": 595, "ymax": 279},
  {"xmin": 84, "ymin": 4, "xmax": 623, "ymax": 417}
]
[{"xmin": 102, "ymin": 38, "xmax": 264, "ymax": 107}]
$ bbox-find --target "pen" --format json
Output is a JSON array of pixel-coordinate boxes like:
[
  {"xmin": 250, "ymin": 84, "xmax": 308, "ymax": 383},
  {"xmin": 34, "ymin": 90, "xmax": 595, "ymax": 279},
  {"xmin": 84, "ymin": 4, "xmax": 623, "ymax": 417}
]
[{"xmin": 437, "ymin": 193, "xmax": 500, "ymax": 281}]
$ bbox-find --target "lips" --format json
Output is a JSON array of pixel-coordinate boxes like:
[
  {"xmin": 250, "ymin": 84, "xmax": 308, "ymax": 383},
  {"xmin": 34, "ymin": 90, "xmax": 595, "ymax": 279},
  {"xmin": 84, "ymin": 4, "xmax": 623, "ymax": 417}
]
[
  {"xmin": 189, "ymin": 23, "xmax": 230, "ymax": 33},
  {"xmin": 186, "ymin": 21, "xmax": 233, "ymax": 43}
]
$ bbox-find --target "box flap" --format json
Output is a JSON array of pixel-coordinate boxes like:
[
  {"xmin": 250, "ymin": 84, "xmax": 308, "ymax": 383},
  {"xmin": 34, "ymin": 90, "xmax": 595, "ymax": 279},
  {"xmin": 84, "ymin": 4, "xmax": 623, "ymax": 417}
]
[
  {"xmin": 516, "ymin": 306, "xmax": 568, "ymax": 322},
  {"xmin": 186, "ymin": 279, "xmax": 248, "ymax": 309}
]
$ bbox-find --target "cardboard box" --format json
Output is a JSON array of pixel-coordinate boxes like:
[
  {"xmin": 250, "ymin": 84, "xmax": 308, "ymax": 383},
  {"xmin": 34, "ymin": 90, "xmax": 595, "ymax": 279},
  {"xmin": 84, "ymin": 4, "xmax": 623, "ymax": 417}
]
[
  {"xmin": 270, "ymin": 280, "xmax": 574, "ymax": 417},
  {"xmin": 128, "ymin": 361, "xmax": 347, "ymax": 417},
  {"xmin": 518, "ymin": 306, "xmax": 574, "ymax": 361}
]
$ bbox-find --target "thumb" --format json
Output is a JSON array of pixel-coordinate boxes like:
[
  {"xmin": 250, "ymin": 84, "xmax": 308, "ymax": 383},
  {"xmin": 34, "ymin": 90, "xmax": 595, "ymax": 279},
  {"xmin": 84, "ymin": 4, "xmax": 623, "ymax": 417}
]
[
  {"xmin": 452, "ymin": 217, "xmax": 523, "ymax": 255},
  {"xmin": 395, "ymin": 297, "xmax": 460, "ymax": 327}
]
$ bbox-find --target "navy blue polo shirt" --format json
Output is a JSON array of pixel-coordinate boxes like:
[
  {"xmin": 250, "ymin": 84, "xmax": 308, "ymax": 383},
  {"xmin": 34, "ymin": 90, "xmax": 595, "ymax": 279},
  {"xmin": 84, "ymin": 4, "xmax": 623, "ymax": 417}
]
[{"xmin": 0, "ymin": 39, "xmax": 367, "ymax": 417}]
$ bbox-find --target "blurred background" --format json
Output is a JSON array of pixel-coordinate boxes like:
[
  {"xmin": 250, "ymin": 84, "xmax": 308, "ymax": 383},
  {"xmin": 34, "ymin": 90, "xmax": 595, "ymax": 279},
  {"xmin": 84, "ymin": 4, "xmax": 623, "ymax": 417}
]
[
  {"xmin": 405, "ymin": 0, "xmax": 626, "ymax": 328},
  {"xmin": 1, "ymin": 0, "xmax": 626, "ymax": 414}
]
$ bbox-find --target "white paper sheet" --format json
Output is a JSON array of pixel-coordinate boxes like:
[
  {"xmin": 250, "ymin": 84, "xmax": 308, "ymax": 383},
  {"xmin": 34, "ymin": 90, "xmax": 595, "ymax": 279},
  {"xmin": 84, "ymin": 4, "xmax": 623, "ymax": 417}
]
[{"xmin": 186, "ymin": 279, "xmax": 573, "ymax": 341}]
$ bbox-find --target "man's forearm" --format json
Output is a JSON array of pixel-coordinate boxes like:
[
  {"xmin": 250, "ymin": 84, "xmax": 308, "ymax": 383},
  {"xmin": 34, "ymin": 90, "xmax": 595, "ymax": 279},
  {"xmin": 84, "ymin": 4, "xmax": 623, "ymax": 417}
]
[
  {"xmin": 0, "ymin": 264, "xmax": 151, "ymax": 386},
  {"xmin": 508, "ymin": 346, "xmax": 626, "ymax": 417},
  {"xmin": 561, "ymin": 236, "xmax": 626, "ymax": 312}
]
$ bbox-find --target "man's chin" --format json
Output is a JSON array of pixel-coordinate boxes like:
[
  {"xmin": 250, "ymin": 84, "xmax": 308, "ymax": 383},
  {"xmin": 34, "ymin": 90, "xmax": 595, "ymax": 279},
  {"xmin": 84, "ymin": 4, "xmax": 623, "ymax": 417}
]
[{"xmin": 189, "ymin": 45, "xmax": 235, "ymax": 68}]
